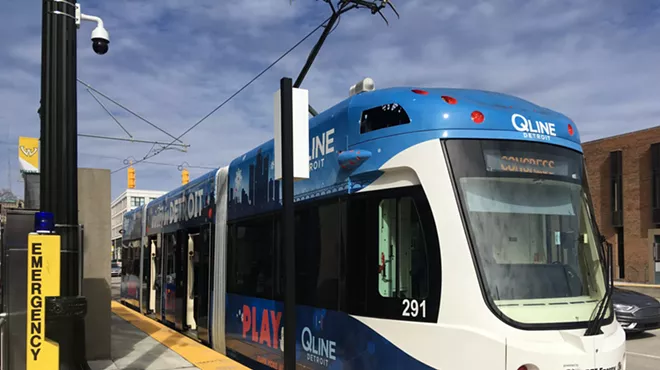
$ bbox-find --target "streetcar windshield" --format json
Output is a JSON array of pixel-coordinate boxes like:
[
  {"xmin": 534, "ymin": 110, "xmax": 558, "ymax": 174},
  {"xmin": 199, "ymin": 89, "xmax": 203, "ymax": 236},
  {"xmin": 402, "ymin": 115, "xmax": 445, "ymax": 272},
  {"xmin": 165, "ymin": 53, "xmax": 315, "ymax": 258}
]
[{"xmin": 446, "ymin": 139, "xmax": 609, "ymax": 326}]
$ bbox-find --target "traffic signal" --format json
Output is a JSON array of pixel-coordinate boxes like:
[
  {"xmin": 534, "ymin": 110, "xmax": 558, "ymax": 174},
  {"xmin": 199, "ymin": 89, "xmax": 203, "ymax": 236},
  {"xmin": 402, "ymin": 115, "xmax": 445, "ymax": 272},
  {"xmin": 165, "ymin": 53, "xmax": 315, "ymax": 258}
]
[
  {"xmin": 182, "ymin": 168, "xmax": 189, "ymax": 185},
  {"xmin": 127, "ymin": 166, "xmax": 135, "ymax": 189}
]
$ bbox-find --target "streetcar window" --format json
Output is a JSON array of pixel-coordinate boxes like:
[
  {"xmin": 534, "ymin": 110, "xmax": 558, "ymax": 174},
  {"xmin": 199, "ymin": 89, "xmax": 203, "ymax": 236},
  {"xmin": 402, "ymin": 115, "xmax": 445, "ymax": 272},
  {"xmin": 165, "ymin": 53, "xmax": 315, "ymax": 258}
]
[
  {"xmin": 345, "ymin": 186, "xmax": 440, "ymax": 322},
  {"xmin": 446, "ymin": 139, "xmax": 609, "ymax": 327},
  {"xmin": 294, "ymin": 202, "xmax": 341, "ymax": 309},
  {"xmin": 227, "ymin": 218, "xmax": 276, "ymax": 300},
  {"xmin": 360, "ymin": 103, "xmax": 410, "ymax": 134},
  {"xmin": 377, "ymin": 197, "xmax": 429, "ymax": 299}
]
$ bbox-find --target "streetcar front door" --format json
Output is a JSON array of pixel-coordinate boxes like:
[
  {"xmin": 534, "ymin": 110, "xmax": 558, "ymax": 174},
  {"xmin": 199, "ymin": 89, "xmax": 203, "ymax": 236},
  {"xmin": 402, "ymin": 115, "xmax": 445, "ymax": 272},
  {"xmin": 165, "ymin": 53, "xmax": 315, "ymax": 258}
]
[
  {"xmin": 164, "ymin": 231, "xmax": 178, "ymax": 326},
  {"xmin": 180, "ymin": 225, "xmax": 213, "ymax": 344},
  {"xmin": 195, "ymin": 224, "xmax": 213, "ymax": 345},
  {"xmin": 154, "ymin": 234, "xmax": 164, "ymax": 321},
  {"xmin": 141, "ymin": 237, "xmax": 157, "ymax": 315}
]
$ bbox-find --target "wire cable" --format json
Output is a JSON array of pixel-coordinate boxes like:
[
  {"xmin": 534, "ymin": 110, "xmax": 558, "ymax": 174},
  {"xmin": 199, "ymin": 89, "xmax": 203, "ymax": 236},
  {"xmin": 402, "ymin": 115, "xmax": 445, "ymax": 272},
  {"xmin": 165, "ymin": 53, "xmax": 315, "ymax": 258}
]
[
  {"xmin": 77, "ymin": 78, "xmax": 185, "ymax": 144},
  {"xmin": 89, "ymin": 153, "xmax": 216, "ymax": 170},
  {"xmin": 110, "ymin": 15, "xmax": 331, "ymax": 175},
  {"xmin": 85, "ymin": 89, "xmax": 133, "ymax": 138},
  {"xmin": 78, "ymin": 133, "xmax": 189, "ymax": 149}
]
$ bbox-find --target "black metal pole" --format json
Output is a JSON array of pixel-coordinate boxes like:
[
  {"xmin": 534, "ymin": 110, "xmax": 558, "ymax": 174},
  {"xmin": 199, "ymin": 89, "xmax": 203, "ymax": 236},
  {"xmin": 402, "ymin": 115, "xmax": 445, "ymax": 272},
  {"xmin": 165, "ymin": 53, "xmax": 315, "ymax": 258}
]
[
  {"xmin": 280, "ymin": 77, "xmax": 296, "ymax": 370},
  {"xmin": 41, "ymin": 0, "xmax": 79, "ymax": 296},
  {"xmin": 40, "ymin": 0, "xmax": 87, "ymax": 368}
]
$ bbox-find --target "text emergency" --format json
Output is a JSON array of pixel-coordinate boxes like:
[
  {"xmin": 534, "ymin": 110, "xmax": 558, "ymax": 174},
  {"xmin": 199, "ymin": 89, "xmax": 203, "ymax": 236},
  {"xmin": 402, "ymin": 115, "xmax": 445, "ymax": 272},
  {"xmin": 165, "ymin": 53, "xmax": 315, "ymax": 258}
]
[{"xmin": 27, "ymin": 242, "xmax": 44, "ymax": 361}]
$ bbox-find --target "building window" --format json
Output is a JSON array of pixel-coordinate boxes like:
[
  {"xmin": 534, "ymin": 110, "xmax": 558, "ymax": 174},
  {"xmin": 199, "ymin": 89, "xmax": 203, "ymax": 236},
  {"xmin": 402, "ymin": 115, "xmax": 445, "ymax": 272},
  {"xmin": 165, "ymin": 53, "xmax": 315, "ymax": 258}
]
[
  {"xmin": 652, "ymin": 143, "xmax": 660, "ymax": 225},
  {"xmin": 609, "ymin": 151, "xmax": 623, "ymax": 227},
  {"xmin": 130, "ymin": 197, "xmax": 145, "ymax": 207},
  {"xmin": 653, "ymin": 235, "xmax": 660, "ymax": 263},
  {"xmin": 609, "ymin": 150, "xmax": 624, "ymax": 278},
  {"xmin": 616, "ymin": 229, "xmax": 625, "ymax": 279}
]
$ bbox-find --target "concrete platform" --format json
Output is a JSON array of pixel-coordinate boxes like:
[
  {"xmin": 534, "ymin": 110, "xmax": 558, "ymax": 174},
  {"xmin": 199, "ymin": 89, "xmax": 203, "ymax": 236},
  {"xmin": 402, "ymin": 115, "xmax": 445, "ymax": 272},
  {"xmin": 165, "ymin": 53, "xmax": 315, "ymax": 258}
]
[
  {"xmin": 88, "ymin": 313, "xmax": 200, "ymax": 370},
  {"xmin": 92, "ymin": 301, "xmax": 248, "ymax": 370}
]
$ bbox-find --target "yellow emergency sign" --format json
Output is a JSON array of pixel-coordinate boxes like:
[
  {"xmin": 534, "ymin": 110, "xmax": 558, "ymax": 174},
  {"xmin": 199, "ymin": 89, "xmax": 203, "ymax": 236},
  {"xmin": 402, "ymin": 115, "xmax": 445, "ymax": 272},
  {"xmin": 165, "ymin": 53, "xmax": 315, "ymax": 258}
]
[{"xmin": 26, "ymin": 233, "xmax": 60, "ymax": 369}]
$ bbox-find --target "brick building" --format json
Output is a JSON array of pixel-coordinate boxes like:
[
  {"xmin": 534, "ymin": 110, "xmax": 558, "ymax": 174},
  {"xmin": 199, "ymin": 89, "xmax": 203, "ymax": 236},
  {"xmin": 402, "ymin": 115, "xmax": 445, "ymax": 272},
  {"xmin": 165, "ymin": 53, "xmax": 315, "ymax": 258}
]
[{"xmin": 583, "ymin": 126, "xmax": 660, "ymax": 284}]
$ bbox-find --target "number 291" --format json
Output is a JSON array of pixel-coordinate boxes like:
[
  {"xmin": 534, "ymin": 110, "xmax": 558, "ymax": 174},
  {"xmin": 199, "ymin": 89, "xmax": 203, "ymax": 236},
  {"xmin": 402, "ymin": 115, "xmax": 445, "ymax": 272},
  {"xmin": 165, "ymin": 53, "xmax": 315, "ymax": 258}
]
[{"xmin": 402, "ymin": 299, "xmax": 426, "ymax": 318}]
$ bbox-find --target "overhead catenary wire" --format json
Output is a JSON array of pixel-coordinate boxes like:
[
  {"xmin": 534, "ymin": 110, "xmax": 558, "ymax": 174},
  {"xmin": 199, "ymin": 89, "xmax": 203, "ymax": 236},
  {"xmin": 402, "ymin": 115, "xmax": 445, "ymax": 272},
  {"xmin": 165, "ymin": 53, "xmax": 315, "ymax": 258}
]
[
  {"xmin": 78, "ymin": 133, "xmax": 189, "ymax": 149},
  {"xmin": 85, "ymin": 152, "xmax": 216, "ymax": 170},
  {"xmin": 85, "ymin": 88, "xmax": 133, "ymax": 138},
  {"xmin": 77, "ymin": 78, "xmax": 185, "ymax": 144},
  {"xmin": 110, "ymin": 15, "xmax": 331, "ymax": 175},
  {"xmin": 127, "ymin": 160, "xmax": 216, "ymax": 170}
]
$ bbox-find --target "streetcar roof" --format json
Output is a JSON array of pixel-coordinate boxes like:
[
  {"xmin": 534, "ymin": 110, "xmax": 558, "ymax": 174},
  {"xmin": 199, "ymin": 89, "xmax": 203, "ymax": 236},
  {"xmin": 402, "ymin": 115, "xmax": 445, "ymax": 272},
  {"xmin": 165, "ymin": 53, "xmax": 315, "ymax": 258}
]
[
  {"xmin": 230, "ymin": 86, "xmax": 581, "ymax": 167},
  {"xmin": 139, "ymin": 85, "xmax": 584, "ymax": 222},
  {"xmin": 143, "ymin": 169, "xmax": 219, "ymax": 234},
  {"xmin": 223, "ymin": 86, "xmax": 582, "ymax": 220}
]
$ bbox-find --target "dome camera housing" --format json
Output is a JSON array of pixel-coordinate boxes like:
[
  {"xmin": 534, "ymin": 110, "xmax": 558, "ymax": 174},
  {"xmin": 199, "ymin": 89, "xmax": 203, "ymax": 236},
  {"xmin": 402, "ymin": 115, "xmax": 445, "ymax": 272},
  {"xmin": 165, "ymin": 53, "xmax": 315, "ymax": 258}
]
[{"xmin": 91, "ymin": 26, "xmax": 109, "ymax": 55}]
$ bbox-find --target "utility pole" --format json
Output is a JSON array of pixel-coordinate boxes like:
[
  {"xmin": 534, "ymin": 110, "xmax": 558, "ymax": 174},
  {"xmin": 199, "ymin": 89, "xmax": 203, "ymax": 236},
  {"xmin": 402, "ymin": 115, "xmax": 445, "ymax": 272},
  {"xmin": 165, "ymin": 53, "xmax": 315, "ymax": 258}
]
[
  {"xmin": 38, "ymin": 0, "xmax": 110, "ymax": 368},
  {"xmin": 40, "ymin": 0, "xmax": 79, "ymax": 295},
  {"xmin": 39, "ymin": 0, "xmax": 84, "ymax": 365},
  {"xmin": 280, "ymin": 77, "xmax": 296, "ymax": 370},
  {"xmin": 274, "ymin": 78, "xmax": 309, "ymax": 370}
]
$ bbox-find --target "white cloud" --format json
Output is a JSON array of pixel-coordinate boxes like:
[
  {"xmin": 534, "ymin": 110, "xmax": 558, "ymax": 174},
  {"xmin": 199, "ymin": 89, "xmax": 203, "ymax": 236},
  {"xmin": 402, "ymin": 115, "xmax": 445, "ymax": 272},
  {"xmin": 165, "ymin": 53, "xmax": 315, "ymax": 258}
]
[{"xmin": 1, "ymin": 0, "xmax": 659, "ymax": 199}]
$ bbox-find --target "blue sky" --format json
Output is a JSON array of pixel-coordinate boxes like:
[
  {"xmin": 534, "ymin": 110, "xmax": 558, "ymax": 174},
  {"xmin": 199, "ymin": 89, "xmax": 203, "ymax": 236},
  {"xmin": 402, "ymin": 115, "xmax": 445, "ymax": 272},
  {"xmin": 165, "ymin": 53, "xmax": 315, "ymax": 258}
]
[{"xmin": 1, "ymin": 0, "xmax": 659, "ymax": 199}]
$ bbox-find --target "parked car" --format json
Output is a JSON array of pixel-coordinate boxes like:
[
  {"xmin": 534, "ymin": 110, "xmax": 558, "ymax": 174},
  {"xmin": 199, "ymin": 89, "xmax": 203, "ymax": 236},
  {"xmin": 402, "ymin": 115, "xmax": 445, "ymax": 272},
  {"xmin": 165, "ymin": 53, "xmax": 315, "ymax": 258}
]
[
  {"xmin": 111, "ymin": 260, "xmax": 121, "ymax": 277},
  {"xmin": 612, "ymin": 287, "xmax": 660, "ymax": 334}
]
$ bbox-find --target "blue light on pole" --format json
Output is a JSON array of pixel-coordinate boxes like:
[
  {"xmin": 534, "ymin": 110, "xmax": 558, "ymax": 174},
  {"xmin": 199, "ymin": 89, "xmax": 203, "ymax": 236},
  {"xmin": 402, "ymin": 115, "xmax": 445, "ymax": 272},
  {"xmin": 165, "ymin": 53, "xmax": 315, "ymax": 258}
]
[{"xmin": 34, "ymin": 211, "xmax": 55, "ymax": 233}]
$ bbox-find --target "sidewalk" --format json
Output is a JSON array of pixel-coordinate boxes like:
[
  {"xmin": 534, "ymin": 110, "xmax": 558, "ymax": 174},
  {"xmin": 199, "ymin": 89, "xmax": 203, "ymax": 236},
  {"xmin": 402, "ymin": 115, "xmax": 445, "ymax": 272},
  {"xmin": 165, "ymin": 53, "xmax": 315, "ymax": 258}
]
[
  {"xmin": 88, "ymin": 313, "xmax": 200, "ymax": 370},
  {"xmin": 89, "ymin": 301, "xmax": 248, "ymax": 370}
]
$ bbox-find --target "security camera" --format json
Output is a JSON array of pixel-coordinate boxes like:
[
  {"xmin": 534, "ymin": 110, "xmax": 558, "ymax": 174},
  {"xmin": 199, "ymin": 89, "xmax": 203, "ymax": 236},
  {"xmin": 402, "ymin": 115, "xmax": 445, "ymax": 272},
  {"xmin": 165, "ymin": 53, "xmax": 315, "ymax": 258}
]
[
  {"xmin": 91, "ymin": 26, "xmax": 110, "ymax": 55},
  {"xmin": 76, "ymin": 4, "xmax": 110, "ymax": 55}
]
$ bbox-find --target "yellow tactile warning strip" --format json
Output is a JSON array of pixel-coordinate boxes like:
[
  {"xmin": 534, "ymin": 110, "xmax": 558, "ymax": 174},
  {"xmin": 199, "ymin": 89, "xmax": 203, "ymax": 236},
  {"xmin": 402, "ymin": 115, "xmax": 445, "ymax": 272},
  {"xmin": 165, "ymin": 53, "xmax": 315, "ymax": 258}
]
[{"xmin": 111, "ymin": 301, "xmax": 249, "ymax": 370}]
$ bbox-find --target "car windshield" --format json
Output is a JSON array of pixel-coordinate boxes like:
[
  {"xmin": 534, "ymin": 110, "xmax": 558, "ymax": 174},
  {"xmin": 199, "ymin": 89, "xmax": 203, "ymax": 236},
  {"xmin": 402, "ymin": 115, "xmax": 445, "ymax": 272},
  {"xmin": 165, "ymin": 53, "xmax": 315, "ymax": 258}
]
[
  {"xmin": 446, "ymin": 139, "xmax": 609, "ymax": 326},
  {"xmin": 111, "ymin": 263, "xmax": 119, "ymax": 268}
]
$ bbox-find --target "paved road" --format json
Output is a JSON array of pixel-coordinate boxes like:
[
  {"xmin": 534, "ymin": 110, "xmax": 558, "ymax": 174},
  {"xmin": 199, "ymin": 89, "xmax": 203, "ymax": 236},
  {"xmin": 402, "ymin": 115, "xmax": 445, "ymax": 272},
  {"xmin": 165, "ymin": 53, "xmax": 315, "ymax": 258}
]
[{"xmin": 626, "ymin": 328, "xmax": 660, "ymax": 370}]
